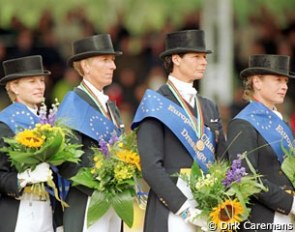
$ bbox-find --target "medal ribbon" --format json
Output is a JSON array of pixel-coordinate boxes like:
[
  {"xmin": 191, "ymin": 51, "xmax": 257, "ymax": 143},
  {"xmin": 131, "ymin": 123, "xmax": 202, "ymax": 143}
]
[
  {"xmin": 167, "ymin": 80, "xmax": 204, "ymax": 140},
  {"xmin": 79, "ymin": 81, "xmax": 111, "ymax": 119},
  {"xmin": 80, "ymin": 81, "xmax": 120, "ymax": 128},
  {"xmin": 131, "ymin": 89, "xmax": 215, "ymax": 173},
  {"xmin": 105, "ymin": 101, "xmax": 120, "ymax": 129}
]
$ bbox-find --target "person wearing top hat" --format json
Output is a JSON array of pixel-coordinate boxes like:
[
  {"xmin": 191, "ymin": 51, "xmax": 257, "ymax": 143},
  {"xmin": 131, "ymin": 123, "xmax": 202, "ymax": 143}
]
[
  {"xmin": 0, "ymin": 55, "xmax": 63, "ymax": 232},
  {"xmin": 56, "ymin": 34, "xmax": 125, "ymax": 232},
  {"xmin": 227, "ymin": 54, "xmax": 295, "ymax": 231},
  {"xmin": 131, "ymin": 29, "xmax": 226, "ymax": 232}
]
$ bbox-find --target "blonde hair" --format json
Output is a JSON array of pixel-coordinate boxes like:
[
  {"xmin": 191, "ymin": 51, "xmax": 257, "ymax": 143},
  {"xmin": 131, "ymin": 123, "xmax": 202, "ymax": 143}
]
[
  {"xmin": 242, "ymin": 75, "xmax": 264, "ymax": 101},
  {"xmin": 73, "ymin": 61, "xmax": 85, "ymax": 76},
  {"xmin": 5, "ymin": 80, "xmax": 18, "ymax": 102}
]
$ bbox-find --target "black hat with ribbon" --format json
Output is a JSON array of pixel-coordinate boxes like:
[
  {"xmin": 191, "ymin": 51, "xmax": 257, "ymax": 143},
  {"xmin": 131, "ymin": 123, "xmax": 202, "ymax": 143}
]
[
  {"xmin": 159, "ymin": 29, "xmax": 212, "ymax": 59},
  {"xmin": 240, "ymin": 54, "xmax": 295, "ymax": 79},
  {"xmin": 68, "ymin": 34, "xmax": 122, "ymax": 67},
  {"xmin": 1, "ymin": 55, "xmax": 51, "ymax": 85}
]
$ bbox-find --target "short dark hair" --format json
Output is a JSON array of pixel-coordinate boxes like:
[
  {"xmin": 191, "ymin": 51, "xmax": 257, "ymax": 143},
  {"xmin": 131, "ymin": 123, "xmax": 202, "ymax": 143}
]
[{"xmin": 162, "ymin": 53, "xmax": 185, "ymax": 74}]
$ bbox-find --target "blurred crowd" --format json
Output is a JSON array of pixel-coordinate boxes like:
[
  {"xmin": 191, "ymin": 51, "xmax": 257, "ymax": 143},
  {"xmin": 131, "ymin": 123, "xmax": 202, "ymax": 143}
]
[{"xmin": 0, "ymin": 6, "xmax": 295, "ymax": 131}]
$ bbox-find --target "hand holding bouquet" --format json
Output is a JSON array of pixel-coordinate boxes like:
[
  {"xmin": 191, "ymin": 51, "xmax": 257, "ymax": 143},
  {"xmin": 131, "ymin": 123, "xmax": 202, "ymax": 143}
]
[
  {"xmin": 180, "ymin": 152, "xmax": 267, "ymax": 231},
  {"xmin": 71, "ymin": 131, "xmax": 143, "ymax": 228},
  {"xmin": 0, "ymin": 100, "xmax": 83, "ymax": 208}
]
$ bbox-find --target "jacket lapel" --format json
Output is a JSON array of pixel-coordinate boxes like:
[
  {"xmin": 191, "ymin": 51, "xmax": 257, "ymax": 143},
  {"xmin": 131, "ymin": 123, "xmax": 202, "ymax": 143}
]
[
  {"xmin": 106, "ymin": 100, "xmax": 125, "ymax": 132},
  {"xmin": 74, "ymin": 87, "xmax": 101, "ymax": 112}
]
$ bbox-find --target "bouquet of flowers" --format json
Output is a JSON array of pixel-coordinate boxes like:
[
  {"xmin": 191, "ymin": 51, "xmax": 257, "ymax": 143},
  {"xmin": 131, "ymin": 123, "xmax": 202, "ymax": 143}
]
[
  {"xmin": 281, "ymin": 146, "xmax": 295, "ymax": 188},
  {"xmin": 180, "ymin": 152, "xmax": 267, "ymax": 231},
  {"xmin": 70, "ymin": 131, "xmax": 143, "ymax": 228},
  {"xmin": 0, "ymin": 100, "xmax": 83, "ymax": 208}
]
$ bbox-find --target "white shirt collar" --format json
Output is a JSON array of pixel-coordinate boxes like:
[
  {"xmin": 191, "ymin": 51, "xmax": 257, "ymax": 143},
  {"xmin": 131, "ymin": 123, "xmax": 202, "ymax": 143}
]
[
  {"xmin": 273, "ymin": 109, "xmax": 283, "ymax": 120},
  {"xmin": 81, "ymin": 79, "xmax": 109, "ymax": 105},
  {"xmin": 28, "ymin": 106, "xmax": 38, "ymax": 116},
  {"xmin": 168, "ymin": 75, "xmax": 197, "ymax": 95},
  {"xmin": 168, "ymin": 75, "xmax": 197, "ymax": 107}
]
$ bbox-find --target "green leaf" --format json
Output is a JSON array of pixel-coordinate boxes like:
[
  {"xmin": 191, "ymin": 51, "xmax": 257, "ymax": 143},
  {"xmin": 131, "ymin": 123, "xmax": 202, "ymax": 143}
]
[
  {"xmin": 47, "ymin": 145, "xmax": 83, "ymax": 166},
  {"xmin": 282, "ymin": 155, "xmax": 295, "ymax": 188},
  {"xmin": 34, "ymin": 130, "xmax": 64, "ymax": 161},
  {"xmin": 191, "ymin": 161, "xmax": 202, "ymax": 178},
  {"xmin": 70, "ymin": 168, "xmax": 99, "ymax": 189},
  {"xmin": 112, "ymin": 191, "xmax": 134, "ymax": 228},
  {"xmin": 6, "ymin": 150, "xmax": 40, "ymax": 171},
  {"xmin": 87, "ymin": 191, "xmax": 110, "ymax": 228}
]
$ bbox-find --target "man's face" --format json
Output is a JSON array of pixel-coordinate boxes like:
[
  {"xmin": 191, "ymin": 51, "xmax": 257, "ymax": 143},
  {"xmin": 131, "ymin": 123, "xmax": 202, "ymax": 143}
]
[
  {"xmin": 172, "ymin": 52, "xmax": 208, "ymax": 83},
  {"xmin": 83, "ymin": 55, "xmax": 116, "ymax": 90}
]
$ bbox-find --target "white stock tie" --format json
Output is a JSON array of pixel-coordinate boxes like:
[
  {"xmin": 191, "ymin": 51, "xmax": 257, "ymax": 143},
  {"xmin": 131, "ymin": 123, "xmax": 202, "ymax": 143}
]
[{"xmin": 181, "ymin": 88, "xmax": 197, "ymax": 108}]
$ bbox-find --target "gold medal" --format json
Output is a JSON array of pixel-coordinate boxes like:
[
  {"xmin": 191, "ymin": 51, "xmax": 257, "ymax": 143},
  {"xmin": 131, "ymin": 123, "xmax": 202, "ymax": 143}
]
[{"xmin": 195, "ymin": 140, "xmax": 205, "ymax": 151}]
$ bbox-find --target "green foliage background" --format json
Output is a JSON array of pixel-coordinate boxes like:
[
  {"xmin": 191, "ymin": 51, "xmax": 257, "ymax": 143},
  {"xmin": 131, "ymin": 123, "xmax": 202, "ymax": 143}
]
[{"xmin": 0, "ymin": 0, "xmax": 295, "ymax": 34}]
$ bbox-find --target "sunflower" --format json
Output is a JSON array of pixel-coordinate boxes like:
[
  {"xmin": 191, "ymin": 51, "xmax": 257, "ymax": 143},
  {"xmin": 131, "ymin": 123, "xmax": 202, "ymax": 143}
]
[
  {"xmin": 210, "ymin": 199, "xmax": 244, "ymax": 229},
  {"xmin": 116, "ymin": 149, "xmax": 141, "ymax": 171},
  {"xmin": 15, "ymin": 129, "xmax": 45, "ymax": 148}
]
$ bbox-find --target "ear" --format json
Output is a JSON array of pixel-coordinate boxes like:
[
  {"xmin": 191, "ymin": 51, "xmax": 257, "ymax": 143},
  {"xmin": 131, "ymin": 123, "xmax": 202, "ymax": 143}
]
[
  {"xmin": 9, "ymin": 81, "xmax": 19, "ymax": 95},
  {"xmin": 80, "ymin": 59, "xmax": 90, "ymax": 74},
  {"xmin": 172, "ymin": 54, "xmax": 180, "ymax": 66},
  {"xmin": 253, "ymin": 75, "xmax": 262, "ymax": 90}
]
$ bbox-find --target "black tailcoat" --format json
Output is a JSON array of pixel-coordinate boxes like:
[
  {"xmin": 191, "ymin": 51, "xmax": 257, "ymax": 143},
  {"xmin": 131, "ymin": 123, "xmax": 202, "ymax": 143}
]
[
  {"xmin": 227, "ymin": 119, "xmax": 294, "ymax": 232},
  {"xmin": 59, "ymin": 88, "xmax": 124, "ymax": 232},
  {"xmin": 136, "ymin": 85, "xmax": 226, "ymax": 232},
  {"xmin": 0, "ymin": 114, "xmax": 62, "ymax": 232}
]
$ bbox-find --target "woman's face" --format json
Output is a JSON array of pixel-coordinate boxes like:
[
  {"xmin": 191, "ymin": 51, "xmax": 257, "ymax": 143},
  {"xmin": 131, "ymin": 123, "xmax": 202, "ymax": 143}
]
[
  {"xmin": 253, "ymin": 74, "xmax": 288, "ymax": 108},
  {"xmin": 171, "ymin": 52, "xmax": 208, "ymax": 83},
  {"xmin": 11, "ymin": 76, "xmax": 46, "ymax": 108},
  {"xmin": 82, "ymin": 55, "xmax": 116, "ymax": 90}
]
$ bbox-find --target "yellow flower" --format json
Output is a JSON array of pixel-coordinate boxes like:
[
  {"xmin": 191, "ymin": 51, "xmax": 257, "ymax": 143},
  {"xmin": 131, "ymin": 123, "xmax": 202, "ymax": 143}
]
[
  {"xmin": 195, "ymin": 173, "xmax": 217, "ymax": 189},
  {"xmin": 41, "ymin": 124, "xmax": 52, "ymax": 129},
  {"xmin": 210, "ymin": 199, "xmax": 244, "ymax": 230},
  {"xmin": 116, "ymin": 150, "xmax": 141, "ymax": 171},
  {"xmin": 95, "ymin": 160, "xmax": 102, "ymax": 169},
  {"xmin": 15, "ymin": 130, "xmax": 44, "ymax": 148},
  {"xmin": 114, "ymin": 163, "xmax": 134, "ymax": 182},
  {"xmin": 35, "ymin": 123, "xmax": 42, "ymax": 128},
  {"xmin": 33, "ymin": 123, "xmax": 53, "ymax": 133}
]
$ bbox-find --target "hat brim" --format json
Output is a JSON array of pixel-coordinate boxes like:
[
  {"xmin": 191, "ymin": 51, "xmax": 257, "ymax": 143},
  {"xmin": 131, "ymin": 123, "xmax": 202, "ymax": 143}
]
[
  {"xmin": 0, "ymin": 70, "xmax": 51, "ymax": 85},
  {"xmin": 68, "ymin": 51, "xmax": 123, "ymax": 67},
  {"xmin": 159, "ymin": 48, "xmax": 212, "ymax": 59},
  {"xmin": 240, "ymin": 68, "xmax": 295, "ymax": 79}
]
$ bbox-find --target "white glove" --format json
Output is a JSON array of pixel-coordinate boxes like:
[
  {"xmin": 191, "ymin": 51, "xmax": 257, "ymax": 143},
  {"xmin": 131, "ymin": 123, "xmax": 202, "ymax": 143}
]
[
  {"xmin": 17, "ymin": 162, "xmax": 52, "ymax": 188},
  {"xmin": 56, "ymin": 226, "xmax": 64, "ymax": 232},
  {"xmin": 291, "ymin": 196, "xmax": 295, "ymax": 215},
  {"xmin": 182, "ymin": 207, "xmax": 208, "ymax": 229}
]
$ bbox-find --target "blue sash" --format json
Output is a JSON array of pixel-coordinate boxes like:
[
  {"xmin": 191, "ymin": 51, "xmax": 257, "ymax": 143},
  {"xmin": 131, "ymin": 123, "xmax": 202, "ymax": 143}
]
[
  {"xmin": 56, "ymin": 91, "xmax": 120, "ymax": 142},
  {"xmin": 235, "ymin": 102, "xmax": 295, "ymax": 163},
  {"xmin": 0, "ymin": 103, "xmax": 40, "ymax": 133},
  {"xmin": 131, "ymin": 89, "xmax": 215, "ymax": 173},
  {"xmin": 0, "ymin": 103, "xmax": 69, "ymax": 201}
]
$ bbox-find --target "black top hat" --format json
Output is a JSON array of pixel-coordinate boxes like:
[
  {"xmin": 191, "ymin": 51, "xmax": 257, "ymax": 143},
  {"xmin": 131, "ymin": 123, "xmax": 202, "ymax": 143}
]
[
  {"xmin": 68, "ymin": 34, "xmax": 122, "ymax": 67},
  {"xmin": 240, "ymin": 54, "xmax": 295, "ymax": 79},
  {"xmin": 159, "ymin": 29, "xmax": 212, "ymax": 59},
  {"xmin": 0, "ymin": 55, "xmax": 51, "ymax": 85}
]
